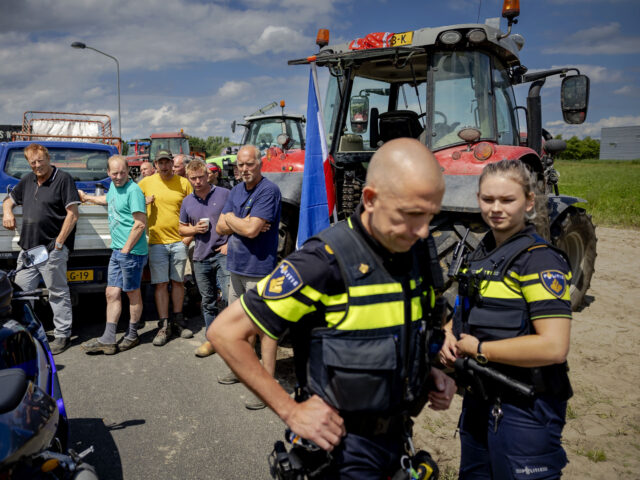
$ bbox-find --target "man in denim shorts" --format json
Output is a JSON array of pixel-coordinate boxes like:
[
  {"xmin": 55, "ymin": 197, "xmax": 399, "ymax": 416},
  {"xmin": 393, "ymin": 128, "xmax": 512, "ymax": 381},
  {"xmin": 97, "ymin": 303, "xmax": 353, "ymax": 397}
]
[
  {"xmin": 138, "ymin": 150, "xmax": 194, "ymax": 346},
  {"xmin": 78, "ymin": 155, "xmax": 148, "ymax": 354}
]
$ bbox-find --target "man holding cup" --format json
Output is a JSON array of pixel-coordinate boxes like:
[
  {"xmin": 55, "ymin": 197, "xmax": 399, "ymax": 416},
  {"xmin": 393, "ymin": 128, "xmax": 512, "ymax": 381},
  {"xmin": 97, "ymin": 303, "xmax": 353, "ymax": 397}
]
[{"xmin": 179, "ymin": 159, "xmax": 231, "ymax": 357}]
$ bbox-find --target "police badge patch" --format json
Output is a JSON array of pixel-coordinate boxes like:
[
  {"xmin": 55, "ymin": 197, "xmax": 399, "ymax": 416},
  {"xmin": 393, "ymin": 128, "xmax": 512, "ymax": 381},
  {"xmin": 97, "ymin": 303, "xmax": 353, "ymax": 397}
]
[
  {"xmin": 262, "ymin": 260, "xmax": 304, "ymax": 299},
  {"xmin": 540, "ymin": 270, "xmax": 567, "ymax": 298}
]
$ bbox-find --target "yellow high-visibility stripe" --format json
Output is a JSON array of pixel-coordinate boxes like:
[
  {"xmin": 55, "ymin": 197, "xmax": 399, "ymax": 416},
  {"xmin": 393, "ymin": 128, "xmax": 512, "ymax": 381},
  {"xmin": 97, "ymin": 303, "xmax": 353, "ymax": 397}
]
[
  {"xmin": 521, "ymin": 283, "xmax": 571, "ymax": 302},
  {"xmin": 506, "ymin": 271, "xmax": 538, "ymax": 283},
  {"xmin": 478, "ymin": 279, "xmax": 523, "ymax": 300},
  {"xmin": 299, "ymin": 285, "xmax": 348, "ymax": 307},
  {"xmin": 349, "ymin": 283, "xmax": 403, "ymax": 297},
  {"xmin": 337, "ymin": 301, "xmax": 405, "ymax": 329},
  {"xmin": 256, "ymin": 276, "xmax": 269, "ymax": 296},
  {"xmin": 241, "ymin": 296, "xmax": 278, "ymax": 340},
  {"xmin": 263, "ymin": 295, "xmax": 317, "ymax": 322}
]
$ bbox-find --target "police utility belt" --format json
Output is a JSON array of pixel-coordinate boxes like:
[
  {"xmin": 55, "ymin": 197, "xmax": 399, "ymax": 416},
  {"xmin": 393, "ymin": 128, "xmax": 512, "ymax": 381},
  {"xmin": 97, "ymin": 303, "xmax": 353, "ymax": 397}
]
[
  {"xmin": 297, "ymin": 221, "xmax": 445, "ymax": 434},
  {"xmin": 452, "ymin": 230, "xmax": 572, "ymax": 402}
]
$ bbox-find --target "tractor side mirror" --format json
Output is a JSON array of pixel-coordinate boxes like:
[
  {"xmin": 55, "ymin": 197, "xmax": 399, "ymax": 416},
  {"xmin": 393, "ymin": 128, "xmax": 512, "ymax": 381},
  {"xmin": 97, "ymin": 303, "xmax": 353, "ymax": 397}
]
[
  {"xmin": 561, "ymin": 75, "xmax": 590, "ymax": 124},
  {"xmin": 231, "ymin": 120, "xmax": 236, "ymax": 134},
  {"xmin": 350, "ymin": 96, "xmax": 369, "ymax": 134}
]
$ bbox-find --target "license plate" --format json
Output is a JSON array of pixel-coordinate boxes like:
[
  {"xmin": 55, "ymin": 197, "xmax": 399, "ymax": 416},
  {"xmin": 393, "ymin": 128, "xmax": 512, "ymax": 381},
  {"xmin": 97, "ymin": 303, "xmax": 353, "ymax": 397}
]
[
  {"xmin": 389, "ymin": 31, "xmax": 413, "ymax": 47},
  {"xmin": 67, "ymin": 269, "xmax": 94, "ymax": 282}
]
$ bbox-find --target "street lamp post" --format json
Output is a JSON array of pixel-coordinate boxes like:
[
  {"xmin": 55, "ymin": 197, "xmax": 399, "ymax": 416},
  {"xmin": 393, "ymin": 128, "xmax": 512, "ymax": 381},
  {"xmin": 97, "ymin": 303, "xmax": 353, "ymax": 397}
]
[{"xmin": 71, "ymin": 41, "xmax": 122, "ymax": 140}]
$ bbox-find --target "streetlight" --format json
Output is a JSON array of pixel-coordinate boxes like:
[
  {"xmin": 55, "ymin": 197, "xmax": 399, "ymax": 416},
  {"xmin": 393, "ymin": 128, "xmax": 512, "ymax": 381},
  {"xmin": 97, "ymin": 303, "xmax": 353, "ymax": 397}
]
[{"xmin": 71, "ymin": 41, "xmax": 122, "ymax": 140}]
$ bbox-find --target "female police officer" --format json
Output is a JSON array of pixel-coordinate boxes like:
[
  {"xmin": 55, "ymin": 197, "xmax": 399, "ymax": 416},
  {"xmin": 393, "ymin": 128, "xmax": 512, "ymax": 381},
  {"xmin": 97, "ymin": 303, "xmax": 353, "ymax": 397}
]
[{"xmin": 440, "ymin": 159, "xmax": 573, "ymax": 479}]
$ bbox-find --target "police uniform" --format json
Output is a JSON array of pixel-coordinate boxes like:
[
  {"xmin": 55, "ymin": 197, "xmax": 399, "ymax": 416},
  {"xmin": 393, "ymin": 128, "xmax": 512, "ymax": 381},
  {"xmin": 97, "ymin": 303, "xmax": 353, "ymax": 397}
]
[
  {"xmin": 241, "ymin": 207, "xmax": 443, "ymax": 479},
  {"xmin": 452, "ymin": 224, "xmax": 573, "ymax": 480}
]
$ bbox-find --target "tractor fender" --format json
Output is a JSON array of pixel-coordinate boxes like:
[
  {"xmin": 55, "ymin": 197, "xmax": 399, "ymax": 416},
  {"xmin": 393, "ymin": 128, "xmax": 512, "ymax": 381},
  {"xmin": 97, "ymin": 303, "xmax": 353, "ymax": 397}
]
[
  {"xmin": 263, "ymin": 172, "xmax": 303, "ymax": 207},
  {"xmin": 548, "ymin": 194, "xmax": 587, "ymax": 226}
]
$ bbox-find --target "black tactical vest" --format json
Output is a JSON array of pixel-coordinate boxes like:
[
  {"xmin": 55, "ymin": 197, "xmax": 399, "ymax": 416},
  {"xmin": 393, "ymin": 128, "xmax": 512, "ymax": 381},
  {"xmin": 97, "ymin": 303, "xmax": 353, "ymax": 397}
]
[{"xmin": 304, "ymin": 220, "xmax": 442, "ymax": 415}]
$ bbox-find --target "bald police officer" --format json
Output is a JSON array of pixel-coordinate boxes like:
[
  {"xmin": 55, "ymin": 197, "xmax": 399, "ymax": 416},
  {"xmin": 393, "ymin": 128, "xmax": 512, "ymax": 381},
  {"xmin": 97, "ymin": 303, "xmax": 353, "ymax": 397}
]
[{"xmin": 209, "ymin": 138, "xmax": 456, "ymax": 478}]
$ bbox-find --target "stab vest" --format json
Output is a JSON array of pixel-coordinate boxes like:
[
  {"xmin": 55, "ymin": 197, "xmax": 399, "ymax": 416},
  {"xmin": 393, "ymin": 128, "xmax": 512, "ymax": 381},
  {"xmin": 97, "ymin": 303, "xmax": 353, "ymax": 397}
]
[
  {"xmin": 453, "ymin": 229, "xmax": 573, "ymax": 400},
  {"xmin": 305, "ymin": 220, "xmax": 442, "ymax": 416}
]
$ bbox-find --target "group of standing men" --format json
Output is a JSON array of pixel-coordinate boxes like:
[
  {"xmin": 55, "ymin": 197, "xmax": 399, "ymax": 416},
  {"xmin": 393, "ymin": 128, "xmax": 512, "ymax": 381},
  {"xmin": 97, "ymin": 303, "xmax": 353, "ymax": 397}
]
[{"xmin": 2, "ymin": 143, "xmax": 282, "ymax": 411}]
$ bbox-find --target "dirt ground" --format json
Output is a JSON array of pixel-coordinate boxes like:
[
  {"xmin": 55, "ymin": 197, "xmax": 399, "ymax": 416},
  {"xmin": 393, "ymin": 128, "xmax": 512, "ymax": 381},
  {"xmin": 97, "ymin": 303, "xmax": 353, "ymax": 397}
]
[{"xmin": 413, "ymin": 226, "xmax": 640, "ymax": 479}]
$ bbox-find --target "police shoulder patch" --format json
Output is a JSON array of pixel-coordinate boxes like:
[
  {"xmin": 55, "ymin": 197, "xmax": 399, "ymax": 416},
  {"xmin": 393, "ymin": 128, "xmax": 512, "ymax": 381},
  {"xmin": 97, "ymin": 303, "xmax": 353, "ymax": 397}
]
[
  {"xmin": 262, "ymin": 260, "xmax": 304, "ymax": 299},
  {"xmin": 540, "ymin": 270, "xmax": 568, "ymax": 298}
]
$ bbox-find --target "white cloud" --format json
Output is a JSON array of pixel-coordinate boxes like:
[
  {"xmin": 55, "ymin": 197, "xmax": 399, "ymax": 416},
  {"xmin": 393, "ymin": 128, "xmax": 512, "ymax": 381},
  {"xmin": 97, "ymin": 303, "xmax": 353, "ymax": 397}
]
[
  {"xmin": 217, "ymin": 81, "xmax": 252, "ymax": 99},
  {"xmin": 614, "ymin": 85, "xmax": 640, "ymax": 96},
  {"xmin": 248, "ymin": 26, "xmax": 308, "ymax": 55},
  {"xmin": 545, "ymin": 115, "xmax": 640, "ymax": 139},
  {"xmin": 543, "ymin": 22, "xmax": 640, "ymax": 55}
]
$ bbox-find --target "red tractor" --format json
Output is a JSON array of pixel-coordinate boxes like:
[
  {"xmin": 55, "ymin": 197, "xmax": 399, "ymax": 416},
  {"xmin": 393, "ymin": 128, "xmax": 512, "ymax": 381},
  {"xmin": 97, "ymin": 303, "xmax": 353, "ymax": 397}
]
[{"xmin": 285, "ymin": 1, "xmax": 596, "ymax": 309}]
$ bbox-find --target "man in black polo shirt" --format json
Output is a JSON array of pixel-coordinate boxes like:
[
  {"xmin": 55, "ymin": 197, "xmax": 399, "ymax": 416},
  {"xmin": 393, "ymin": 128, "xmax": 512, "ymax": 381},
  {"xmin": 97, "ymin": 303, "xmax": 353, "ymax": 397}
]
[{"xmin": 2, "ymin": 143, "xmax": 81, "ymax": 354}]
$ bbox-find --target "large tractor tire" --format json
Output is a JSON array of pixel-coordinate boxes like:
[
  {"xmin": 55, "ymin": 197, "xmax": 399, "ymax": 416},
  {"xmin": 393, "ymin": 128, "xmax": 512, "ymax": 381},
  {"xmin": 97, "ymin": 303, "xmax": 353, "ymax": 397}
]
[
  {"xmin": 430, "ymin": 214, "xmax": 488, "ymax": 307},
  {"xmin": 551, "ymin": 207, "xmax": 597, "ymax": 311},
  {"xmin": 278, "ymin": 209, "xmax": 298, "ymax": 261}
]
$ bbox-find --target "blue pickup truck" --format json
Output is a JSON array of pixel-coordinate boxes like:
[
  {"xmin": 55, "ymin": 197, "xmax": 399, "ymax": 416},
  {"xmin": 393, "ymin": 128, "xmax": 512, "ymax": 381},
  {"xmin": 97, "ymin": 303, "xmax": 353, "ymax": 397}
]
[{"xmin": 0, "ymin": 140, "xmax": 118, "ymax": 304}]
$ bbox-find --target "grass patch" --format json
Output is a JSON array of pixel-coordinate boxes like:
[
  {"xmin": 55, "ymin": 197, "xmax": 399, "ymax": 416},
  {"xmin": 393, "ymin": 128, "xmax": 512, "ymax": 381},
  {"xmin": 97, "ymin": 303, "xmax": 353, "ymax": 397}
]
[
  {"xmin": 566, "ymin": 403, "xmax": 578, "ymax": 420},
  {"xmin": 576, "ymin": 446, "xmax": 608, "ymax": 462},
  {"xmin": 554, "ymin": 160, "xmax": 640, "ymax": 228}
]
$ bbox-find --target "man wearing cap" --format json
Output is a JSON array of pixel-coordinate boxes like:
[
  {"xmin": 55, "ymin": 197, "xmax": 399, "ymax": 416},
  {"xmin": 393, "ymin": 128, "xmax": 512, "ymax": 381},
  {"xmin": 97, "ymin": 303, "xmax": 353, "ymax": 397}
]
[
  {"xmin": 138, "ymin": 150, "xmax": 194, "ymax": 346},
  {"xmin": 207, "ymin": 163, "xmax": 221, "ymax": 186}
]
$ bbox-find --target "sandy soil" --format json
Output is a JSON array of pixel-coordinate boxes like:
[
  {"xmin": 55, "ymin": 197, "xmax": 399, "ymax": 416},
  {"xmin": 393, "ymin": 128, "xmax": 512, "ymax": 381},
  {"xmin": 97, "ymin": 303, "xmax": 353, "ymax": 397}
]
[{"xmin": 413, "ymin": 227, "xmax": 640, "ymax": 479}]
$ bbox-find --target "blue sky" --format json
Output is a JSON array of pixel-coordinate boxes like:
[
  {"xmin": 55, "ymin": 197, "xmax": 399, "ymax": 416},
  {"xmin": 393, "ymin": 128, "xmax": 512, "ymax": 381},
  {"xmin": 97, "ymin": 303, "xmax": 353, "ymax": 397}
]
[{"xmin": 1, "ymin": 0, "xmax": 638, "ymax": 142}]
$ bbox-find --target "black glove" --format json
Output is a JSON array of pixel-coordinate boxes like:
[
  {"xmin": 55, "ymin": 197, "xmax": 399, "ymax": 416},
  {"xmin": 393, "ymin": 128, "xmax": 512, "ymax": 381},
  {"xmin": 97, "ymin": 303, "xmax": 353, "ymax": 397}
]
[{"xmin": 46, "ymin": 240, "xmax": 56, "ymax": 252}]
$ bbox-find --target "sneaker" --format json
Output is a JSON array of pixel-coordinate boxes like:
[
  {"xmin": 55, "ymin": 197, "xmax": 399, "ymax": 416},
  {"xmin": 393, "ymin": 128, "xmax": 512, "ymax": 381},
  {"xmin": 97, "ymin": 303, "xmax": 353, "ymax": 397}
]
[
  {"xmin": 217, "ymin": 371, "xmax": 240, "ymax": 385},
  {"xmin": 81, "ymin": 338, "xmax": 116, "ymax": 355},
  {"xmin": 245, "ymin": 392, "xmax": 266, "ymax": 410},
  {"xmin": 153, "ymin": 319, "xmax": 172, "ymax": 347},
  {"xmin": 118, "ymin": 336, "xmax": 140, "ymax": 352},
  {"xmin": 172, "ymin": 313, "xmax": 193, "ymax": 339},
  {"xmin": 50, "ymin": 337, "xmax": 70, "ymax": 355},
  {"xmin": 195, "ymin": 341, "xmax": 215, "ymax": 358}
]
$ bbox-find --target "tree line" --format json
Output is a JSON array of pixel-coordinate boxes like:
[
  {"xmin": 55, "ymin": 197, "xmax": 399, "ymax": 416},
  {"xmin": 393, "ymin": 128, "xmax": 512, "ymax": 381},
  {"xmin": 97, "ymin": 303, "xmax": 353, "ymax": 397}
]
[{"xmin": 553, "ymin": 135, "xmax": 600, "ymax": 160}]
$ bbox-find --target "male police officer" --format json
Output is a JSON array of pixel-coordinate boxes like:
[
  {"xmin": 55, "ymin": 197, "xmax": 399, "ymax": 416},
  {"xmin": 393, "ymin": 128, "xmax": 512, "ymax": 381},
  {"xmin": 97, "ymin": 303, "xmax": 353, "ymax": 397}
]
[{"xmin": 209, "ymin": 138, "xmax": 456, "ymax": 478}]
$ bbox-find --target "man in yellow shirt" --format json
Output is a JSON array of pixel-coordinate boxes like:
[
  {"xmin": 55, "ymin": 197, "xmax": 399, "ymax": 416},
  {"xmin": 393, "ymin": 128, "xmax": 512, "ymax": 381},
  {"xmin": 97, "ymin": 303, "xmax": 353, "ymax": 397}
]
[{"xmin": 138, "ymin": 150, "xmax": 194, "ymax": 346}]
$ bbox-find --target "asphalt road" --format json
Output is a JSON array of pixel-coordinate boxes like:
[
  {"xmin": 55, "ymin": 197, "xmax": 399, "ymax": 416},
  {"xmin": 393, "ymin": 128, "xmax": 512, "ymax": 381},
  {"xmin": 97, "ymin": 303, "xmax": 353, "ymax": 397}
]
[{"xmin": 50, "ymin": 294, "xmax": 290, "ymax": 480}]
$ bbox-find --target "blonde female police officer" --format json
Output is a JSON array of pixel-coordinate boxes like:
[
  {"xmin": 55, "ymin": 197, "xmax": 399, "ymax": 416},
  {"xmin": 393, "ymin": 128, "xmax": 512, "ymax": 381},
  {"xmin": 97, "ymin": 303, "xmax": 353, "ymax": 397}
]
[
  {"xmin": 440, "ymin": 159, "xmax": 573, "ymax": 479},
  {"xmin": 210, "ymin": 138, "xmax": 456, "ymax": 479}
]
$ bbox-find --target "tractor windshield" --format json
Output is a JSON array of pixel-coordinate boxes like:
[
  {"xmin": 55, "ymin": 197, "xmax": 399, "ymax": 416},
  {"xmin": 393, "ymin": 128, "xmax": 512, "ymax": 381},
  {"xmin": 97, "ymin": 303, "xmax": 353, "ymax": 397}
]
[
  {"xmin": 149, "ymin": 138, "xmax": 190, "ymax": 161},
  {"xmin": 322, "ymin": 49, "xmax": 520, "ymax": 154},
  {"xmin": 243, "ymin": 118, "xmax": 304, "ymax": 154}
]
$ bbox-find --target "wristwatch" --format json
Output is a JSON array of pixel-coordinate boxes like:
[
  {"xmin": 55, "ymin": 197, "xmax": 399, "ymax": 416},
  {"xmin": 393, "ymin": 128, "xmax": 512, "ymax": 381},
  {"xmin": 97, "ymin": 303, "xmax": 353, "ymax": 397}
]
[
  {"xmin": 476, "ymin": 342, "xmax": 488, "ymax": 365},
  {"xmin": 55, "ymin": 241, "xmax": 63, "ymax": 250}
]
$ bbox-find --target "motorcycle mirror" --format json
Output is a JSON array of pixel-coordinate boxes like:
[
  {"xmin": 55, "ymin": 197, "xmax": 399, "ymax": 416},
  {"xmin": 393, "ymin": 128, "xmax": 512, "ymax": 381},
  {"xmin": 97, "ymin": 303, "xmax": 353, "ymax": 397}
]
[{"xmin": 20, "ymin": 245, "xmax": 49, "ymax": 270}]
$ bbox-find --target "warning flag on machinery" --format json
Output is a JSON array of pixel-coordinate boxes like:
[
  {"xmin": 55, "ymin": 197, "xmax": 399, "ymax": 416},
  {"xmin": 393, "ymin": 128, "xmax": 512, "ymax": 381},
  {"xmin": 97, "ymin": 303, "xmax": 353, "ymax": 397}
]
[{"xmin": 296, "ymin": 63, "xmax": 336, "ymax": 249}]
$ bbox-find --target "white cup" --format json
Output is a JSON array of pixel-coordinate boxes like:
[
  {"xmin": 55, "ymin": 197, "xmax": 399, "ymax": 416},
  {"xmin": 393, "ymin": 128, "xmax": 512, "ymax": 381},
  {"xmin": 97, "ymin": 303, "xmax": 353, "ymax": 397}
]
[{"xmin": 199, "ymin": 218, "xmax": 210, "ymax": 231}]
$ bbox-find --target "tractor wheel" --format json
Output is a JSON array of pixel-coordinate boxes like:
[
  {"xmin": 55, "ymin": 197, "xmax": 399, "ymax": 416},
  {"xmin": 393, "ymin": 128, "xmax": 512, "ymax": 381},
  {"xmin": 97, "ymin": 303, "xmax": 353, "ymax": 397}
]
[
  {"xmin": 532, "ymin": 178, "xmax": 551, "ymax": 240},
  {"xmin": 278, "ymin": 210, "xmax": 298, "ymax": 261},
  {"xmin": 552, "ymin": 207, "xmax": 597, "ymax": 311},
  {"xmin": 430, "ymin": 215, "xmax": 488, "ymax": 307}
]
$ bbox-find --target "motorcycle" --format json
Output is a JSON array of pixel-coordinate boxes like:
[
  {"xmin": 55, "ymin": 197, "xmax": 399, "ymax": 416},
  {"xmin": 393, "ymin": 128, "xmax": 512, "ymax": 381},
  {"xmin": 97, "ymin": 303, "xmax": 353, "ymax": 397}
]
[{"xmin": 0, "ymin": 245, "xmax": 97, "ymax": 479}]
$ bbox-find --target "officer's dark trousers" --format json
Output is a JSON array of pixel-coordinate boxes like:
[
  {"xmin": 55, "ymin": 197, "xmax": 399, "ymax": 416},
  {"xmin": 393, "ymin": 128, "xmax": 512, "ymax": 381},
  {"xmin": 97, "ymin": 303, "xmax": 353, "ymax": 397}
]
[
  {"xmin": 320, "ymin": 432, "xmax": 405, "ymax": 479},
  {"xmin": 458, "ymin": 394, "xmax": 568, "ymax": 479}
]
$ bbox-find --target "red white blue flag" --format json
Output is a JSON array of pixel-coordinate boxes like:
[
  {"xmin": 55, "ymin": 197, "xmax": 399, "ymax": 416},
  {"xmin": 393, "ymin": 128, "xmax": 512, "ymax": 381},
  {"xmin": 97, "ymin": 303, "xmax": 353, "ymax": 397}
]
[{"xmin": 297, "ymin": 64, "xmax": 336, "ymax": 249}]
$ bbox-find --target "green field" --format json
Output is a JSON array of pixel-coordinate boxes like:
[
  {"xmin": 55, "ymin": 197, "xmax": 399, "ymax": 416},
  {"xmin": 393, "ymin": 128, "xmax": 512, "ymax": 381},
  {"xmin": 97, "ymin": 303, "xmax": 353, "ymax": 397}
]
[{"xmin": 555, "ymin": 160, "xmax": 640, "ymax": 229}]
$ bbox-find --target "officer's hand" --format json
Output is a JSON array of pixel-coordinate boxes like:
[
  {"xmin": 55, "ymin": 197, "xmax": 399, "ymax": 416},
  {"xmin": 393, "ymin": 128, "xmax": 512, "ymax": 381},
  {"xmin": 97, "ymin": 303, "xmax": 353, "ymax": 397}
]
[
  {"xmin": 427, "ymin": 368, "xmax": 456, "ymax": 411},
  {"xmin": 2, "ymin": 213, "xmax": 16, "ymax": 231},
  {"xmin": 439, "ymin": 329, "xmax": 458, "ymax": 367},
  {"xmin": 455, "ymin": 333, "xmax": 480, "ymax": 359},
  {"xmin": 287, "ymin": 395, "xmax": 345, "ymax": 452}
]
